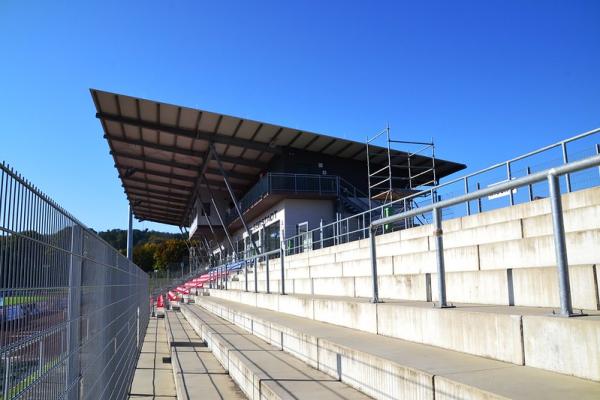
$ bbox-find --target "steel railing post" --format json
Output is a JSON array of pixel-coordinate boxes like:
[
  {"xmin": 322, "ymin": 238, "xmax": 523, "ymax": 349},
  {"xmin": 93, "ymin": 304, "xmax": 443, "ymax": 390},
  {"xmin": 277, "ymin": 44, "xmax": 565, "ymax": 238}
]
[
  {"xmin": 66, "ymin": 225, "xmax": 82, "ymax": 400},
  {"xmin": 266, "ymin": 256, "xmax": 270, "ymax": 294},
  {"xmin": 464, "ymin": 177, "xmax": 471, "ymax": 215},
  {"xmin": 548, "ymin": 173, "xmax": 574, "ymax": 316},
  {"xmin": 596, "ymin": 144, "xmax": 600, "ymax": 176},
  {"xmin": 433, "ymin": 208, "xmax": 450, "ymax": 308},
  {"xmin": 225, "ymin": 264, "xmax": 228, "ymax": 290},
  {"xmin": 280, "ymin": 237, "xmax": 286, "ymax": 295},
  {"xmin": 320, "ymin": 219, "xmax": 324, "ymax": 249},
  {"xmin": 561, "ymin": 142, "xmax": 572, "ymax": 193},
  {"xmin": 254, "ymin": 258, "xmax": 258, "ymax": 293},
  {"xmin": 476, "ymin": 183, "xmax": 482, "ymax": 213},
  {"xmin": 506, "ymin": 161, "xmax": 514, "ymax": 206},
  {"xmin": 369, "ymin": 226, "xmax": 380, "ymax": 303},
  {"xmin": 244, "ymin": 260, "xmax": 248, "ymax": 292},
  {"xmin": 527, "ymin": 167, "xmax": 533, "ymax": 202}
]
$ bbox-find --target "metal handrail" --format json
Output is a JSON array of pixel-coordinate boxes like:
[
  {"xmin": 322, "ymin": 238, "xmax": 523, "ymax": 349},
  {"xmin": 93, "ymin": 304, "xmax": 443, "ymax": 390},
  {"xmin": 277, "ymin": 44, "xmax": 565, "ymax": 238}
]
[{"xmin": 368, "ymin": 154, "xmax": 600, "ymax": 316}]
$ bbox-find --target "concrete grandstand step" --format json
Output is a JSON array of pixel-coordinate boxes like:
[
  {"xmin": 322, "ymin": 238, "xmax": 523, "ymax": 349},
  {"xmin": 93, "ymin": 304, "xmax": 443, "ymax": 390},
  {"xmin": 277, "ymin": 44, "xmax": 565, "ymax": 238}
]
[
  {"xmin": 179, "ymin": 303, "xmax": 372, "ymax": 400},
  {"xmin": 232, "ymin": 263, "xmax": 600, "ymax": 310},
  {"xmin": 207, "ymin": 289, "xmax": 600, "ymax": 381},
  {"xmin": 164, "ymin": 311, "xmax": 246, "ymax": 400},
  {"xmin": 194, "ymin": 294, "xmax": 600, "ymax": 400}
]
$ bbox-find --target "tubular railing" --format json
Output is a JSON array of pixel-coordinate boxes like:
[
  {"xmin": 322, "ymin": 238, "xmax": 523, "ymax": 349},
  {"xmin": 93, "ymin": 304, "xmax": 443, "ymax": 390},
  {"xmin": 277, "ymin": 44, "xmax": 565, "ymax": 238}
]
[
  {"xmin": 0, "ymin": 162, "xmax": 149, "ymax": 400},
  {"xmin": 371, "ymin": 154, "xmax": 600, "ymax": 316}
]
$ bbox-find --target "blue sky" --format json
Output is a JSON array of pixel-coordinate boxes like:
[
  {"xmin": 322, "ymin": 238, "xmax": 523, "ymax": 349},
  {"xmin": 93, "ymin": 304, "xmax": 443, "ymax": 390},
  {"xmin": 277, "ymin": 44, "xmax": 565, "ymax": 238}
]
[{"xmin": 1, "ymin": 1, "xmax": 599, "ymax": 232}]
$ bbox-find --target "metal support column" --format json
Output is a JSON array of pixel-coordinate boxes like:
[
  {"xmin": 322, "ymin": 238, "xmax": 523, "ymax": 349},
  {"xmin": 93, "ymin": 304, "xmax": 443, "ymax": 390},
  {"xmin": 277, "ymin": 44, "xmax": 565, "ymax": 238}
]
[
  {"xmin": 210, "ymin": 144, "xmax": 260, "ymax": 255},
  {"xmin": 127, "ymin": 206, "xmax": 133, "ymax": 261},
  {"xmin": 548, "ymin": 173, "xmax": 575, "ymax": 316},
  {"xmin": 368, "ymin": 226, "xmax": 380, "ymax": 303},
  {"xmin": 244, "ymin": 260, "xmax": 249, "ymax": 292},
  {"xmin": 526, "ymin": 167, "xmax": 533, "ymax": 202},
  {"xmin": 433, "ymin": 208, "xmax": 451, "ymax": 308},
  {"xmin": 202, "ymin": 177, "xmax": 236, "ymax": 254}
]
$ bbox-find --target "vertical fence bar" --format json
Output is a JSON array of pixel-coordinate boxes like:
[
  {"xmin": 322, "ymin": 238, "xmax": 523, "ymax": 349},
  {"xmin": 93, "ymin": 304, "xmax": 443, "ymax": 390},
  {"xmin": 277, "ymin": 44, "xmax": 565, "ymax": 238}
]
[
  {"xmin": 596, "ymin": 144, "xmax": 600, "ymax": 177},
  {"xmin": 433, "ymin": 208, "xmax": 450, "ymax": 308},
  {"xmin": 561, "ymin": 142, "xmax": 572, "ymax": 193},
  {"xmin": 548, "ymin": 173, "xmax": 574, "ymax": 316},
  {"xmin": 66, "ymin": 225, "xmax": 82, "ymax": 400},
  {"xmin": 244, "ymin": 260, "xmax": 248, "ymax": 292},
  {"xmin": 320, "ymin": 219, "xmax": 324, "ymax": 249},
  {"xmin": 369, "ymin": 226, "xmax": 380, "ymax": 303}
]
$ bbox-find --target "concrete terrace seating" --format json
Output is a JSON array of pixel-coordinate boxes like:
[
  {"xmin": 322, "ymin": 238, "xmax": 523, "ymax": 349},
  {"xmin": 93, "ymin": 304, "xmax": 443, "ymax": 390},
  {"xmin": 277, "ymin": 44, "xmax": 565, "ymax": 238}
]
[
  {"xmin": 231, "ymin": 186, "xmax": 600, "ymax": 310},
  {"xmin": 164, "ymin": 310, "xmax": 245, "ymax": 399},
  {"xmin": 180, "ymin": 303, "xmax": 374, "ymax": 400},
  {"xmin": 192, "ymin": 294, "xmax": 600, "ymax": 400}
]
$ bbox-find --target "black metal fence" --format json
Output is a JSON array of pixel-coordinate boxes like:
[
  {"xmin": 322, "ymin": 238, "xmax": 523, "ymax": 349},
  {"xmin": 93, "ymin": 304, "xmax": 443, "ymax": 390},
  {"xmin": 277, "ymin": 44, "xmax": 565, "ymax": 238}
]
[{"xmin": 0, "ymin": 162, "xmax": 149, "ymax": 399}]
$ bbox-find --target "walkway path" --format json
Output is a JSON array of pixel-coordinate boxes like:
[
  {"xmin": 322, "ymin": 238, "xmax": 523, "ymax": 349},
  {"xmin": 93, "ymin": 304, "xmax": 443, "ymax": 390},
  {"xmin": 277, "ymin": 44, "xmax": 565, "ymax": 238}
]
[{"xmin": 129, "ymin": 317, "xmax": 177, "ymax": 399}]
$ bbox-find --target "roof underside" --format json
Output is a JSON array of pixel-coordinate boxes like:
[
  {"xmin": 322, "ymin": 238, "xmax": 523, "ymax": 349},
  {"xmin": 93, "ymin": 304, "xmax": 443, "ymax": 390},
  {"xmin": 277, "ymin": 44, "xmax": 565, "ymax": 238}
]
[{"xmin": 91, "ymin": 89, "xmax": 465, "ymax": 227}]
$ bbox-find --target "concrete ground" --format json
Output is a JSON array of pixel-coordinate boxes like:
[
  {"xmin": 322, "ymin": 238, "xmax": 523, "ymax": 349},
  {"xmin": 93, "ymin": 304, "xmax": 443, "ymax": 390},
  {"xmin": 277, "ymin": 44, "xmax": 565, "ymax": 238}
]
[{"xmin": 128, "ymin": 317, "xmax": 177, "ymax": 400}]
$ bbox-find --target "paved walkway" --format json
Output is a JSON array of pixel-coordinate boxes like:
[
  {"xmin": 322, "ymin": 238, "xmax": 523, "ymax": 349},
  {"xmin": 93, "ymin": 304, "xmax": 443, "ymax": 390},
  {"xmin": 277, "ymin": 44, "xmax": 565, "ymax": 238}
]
[{"xmin": 129, "ymin": 317, "xmax": 177, "ymax": 399}]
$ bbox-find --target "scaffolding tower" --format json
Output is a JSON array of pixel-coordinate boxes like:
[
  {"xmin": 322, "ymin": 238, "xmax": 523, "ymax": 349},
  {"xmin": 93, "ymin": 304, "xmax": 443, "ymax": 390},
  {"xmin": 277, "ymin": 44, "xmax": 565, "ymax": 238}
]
[{"xmin": 366, "ymin": 126, "xmax": 437, "ymax": 224}]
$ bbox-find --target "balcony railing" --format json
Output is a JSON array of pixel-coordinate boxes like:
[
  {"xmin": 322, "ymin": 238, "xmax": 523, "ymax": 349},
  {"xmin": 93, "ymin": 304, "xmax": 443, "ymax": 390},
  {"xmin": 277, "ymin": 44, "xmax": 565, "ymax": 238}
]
[{"xmin": 225, "ymin": 173, "xmax": 340, "ymax": 225}]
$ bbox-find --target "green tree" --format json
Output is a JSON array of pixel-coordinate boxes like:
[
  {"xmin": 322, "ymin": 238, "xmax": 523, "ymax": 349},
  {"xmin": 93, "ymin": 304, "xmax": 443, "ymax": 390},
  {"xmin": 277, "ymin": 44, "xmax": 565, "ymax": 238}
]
[
  {"xmin": 153, "ymin": 239, "xmax": 188, "ymax": 270},
  {"xmin": 133, "ymin": 242, "xmax": 157, "ymax": 272}
]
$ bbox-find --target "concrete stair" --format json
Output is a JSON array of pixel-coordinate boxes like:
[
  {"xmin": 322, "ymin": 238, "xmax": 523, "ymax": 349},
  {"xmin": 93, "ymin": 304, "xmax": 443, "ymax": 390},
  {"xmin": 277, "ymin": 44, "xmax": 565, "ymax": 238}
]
[
  {"xmin": 231, "ymin": 186, "xmax": 600, "ymax": 310},
  {"xmin": 192, "ymin": 294, "xmax": 600, "ymax": 400},
  {"xmin": 164, "ymin": 310, "xmax": 246, "ymax": 399},
  {"xmin": 179, "ymin": 303, "xmax": 373, "ymax": 400}
]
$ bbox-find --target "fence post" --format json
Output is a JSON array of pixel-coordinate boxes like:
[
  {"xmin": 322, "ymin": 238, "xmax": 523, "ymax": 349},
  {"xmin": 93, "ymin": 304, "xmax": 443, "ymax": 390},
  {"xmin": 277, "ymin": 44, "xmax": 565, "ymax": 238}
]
[
  {"xmin": 527, "ymin": 167, "xmax": 533, "ymax": 202},
  {"xmin": 548, "ymin": 173, "xmax": 574, "ymax": 316},
  {"xmin": 596, "ymin": 144, "xmax": 600, "ymax": 176},
  {"xmin": 369, "ymin": 226, "xmax": 380, "ymax": 303},
  {"xmin": 433, "ymin": 208, "xmax": 450, "ymax": 308},
  {"xmin": 3, "ymin": 356, "xmax": 9, "ymax": 400},
  {"xmin": 66, "ymin": 225, "xmax": 83, "ymax": 400},
  {"xmin": 476, "ymin": 183, "xmax": 482, "ymax": 213},
  {"xmin": 280, "ymin": 231, "xmax": 286, "ymax": 295}
]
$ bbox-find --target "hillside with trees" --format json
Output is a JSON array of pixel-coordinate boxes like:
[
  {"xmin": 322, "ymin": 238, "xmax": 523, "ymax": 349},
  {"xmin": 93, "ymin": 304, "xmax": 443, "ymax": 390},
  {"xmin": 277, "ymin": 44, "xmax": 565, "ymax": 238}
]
[{"xmin": 97, "ymin": 229, "xmax": 189, "ymax": 272}]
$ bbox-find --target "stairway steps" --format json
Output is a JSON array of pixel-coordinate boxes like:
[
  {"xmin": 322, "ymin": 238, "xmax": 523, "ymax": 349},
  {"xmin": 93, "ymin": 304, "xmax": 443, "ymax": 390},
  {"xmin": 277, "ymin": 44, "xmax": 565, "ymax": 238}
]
[
  {"xmin": 194, "ymin": 295, "xmax": 600, "ymax": 400},
  {"xmin": 180, "ymin": 304, "xmax": 373, "ymax": 400}
]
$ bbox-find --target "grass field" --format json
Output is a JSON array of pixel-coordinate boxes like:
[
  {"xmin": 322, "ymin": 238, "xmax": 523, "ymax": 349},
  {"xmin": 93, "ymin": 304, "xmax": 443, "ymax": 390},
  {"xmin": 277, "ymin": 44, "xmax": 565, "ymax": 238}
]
[{"xmin": 0, "ymin": 295, "xmax": 47, "ymax": 306}]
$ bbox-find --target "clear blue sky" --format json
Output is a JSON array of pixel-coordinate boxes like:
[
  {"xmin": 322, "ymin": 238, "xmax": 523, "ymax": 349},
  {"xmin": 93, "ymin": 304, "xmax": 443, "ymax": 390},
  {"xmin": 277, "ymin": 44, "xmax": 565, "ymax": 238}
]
[{"xmin": 1, "ymin": 1, "xmax": 599, "ymax": 232}]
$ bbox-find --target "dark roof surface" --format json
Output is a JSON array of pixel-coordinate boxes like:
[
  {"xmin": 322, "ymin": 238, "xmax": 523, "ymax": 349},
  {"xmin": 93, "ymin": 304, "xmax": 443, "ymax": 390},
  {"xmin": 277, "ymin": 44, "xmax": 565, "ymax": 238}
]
[{"xmin": 92, "ymin": 89, "xmax": 465, "ymax": 226}]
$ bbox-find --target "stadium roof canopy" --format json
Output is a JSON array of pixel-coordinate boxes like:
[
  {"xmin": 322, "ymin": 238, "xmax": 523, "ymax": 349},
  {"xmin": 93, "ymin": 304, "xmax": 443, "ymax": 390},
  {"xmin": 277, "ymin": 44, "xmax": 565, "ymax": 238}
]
[{"xmin": 91, "ymin": 89, "xmax": 465, "ymax": 227}]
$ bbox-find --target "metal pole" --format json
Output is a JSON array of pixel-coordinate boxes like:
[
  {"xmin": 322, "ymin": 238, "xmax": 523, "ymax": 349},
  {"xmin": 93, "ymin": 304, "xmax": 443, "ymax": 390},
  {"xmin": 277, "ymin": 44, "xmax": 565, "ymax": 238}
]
[
  {"xmin": 244, "ymin": 260, "xmax": 248, "ymax": 292},
  {"xmin": 561, "ymin": 142, "xmax": 572, "ymax": 193},
  {"xmin": 369, "ymin": 226, "xmax": 380, "ymax": 303},
  {"xmin": 320, "ymin": 219, "xmax": 323, "ymax": 249},
  {"xmin": 66, "ymin": 225, "xmax": 82, "ymax": 400},
  {"xmin": 596, "ymin": 144, "xmax": 600, "ymax": 177},
  {"xmin": 127, "ymin": 206, "xmax": 133, "ymax": 261},
  {"xmin": 506, "ymin": 161, "xmax": 514, "ymax": 206},
  {"xmin": 464, "ymin": 177, "xmax": 470, "ymax": 215},
  {"xmin": 266, "ymin": 255, "xmax": 270, "ymax": 294},
  {"xmin": 210, "ymin": 144, "xmax": 260, "ymax": 254},
  {"xmin": 476, "ymin": 183, "xmax": 482, "ymax": 213},
  {"xmin": 202, "ymin": 178, "xmax": 236, "ymax": 253},
  {"xmin": 280, "ymin": 230, "xmax": 286, "ymax": 295},
  {"xmin": 433, "ymin": 208, "xmax": 450, "ymax": 308},
  {"xmin": 548, "ymin": 173, "xmax": 574, "ymax": 316},
  {"xmin": 526, "ymin": 167, "xmax": 533, "ymax": 202},
  {"xmin": 254, "ymin": 258, "xmax": 258, "ymax": 293}
]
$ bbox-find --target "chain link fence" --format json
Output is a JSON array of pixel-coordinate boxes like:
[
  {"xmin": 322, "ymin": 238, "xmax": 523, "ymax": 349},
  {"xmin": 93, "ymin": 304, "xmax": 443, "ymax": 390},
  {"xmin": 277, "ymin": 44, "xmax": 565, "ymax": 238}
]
[{"xmin": 0, "ymin": 162, "xmax": 149, "ymax": 400}]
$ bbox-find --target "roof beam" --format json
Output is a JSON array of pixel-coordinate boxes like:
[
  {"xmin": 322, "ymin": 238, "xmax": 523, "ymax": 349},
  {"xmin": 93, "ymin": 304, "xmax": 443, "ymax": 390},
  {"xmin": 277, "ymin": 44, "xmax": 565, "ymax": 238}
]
[
  {"xmin": 128, "ymin": 196, "xmax": 188, "ymax": 208},
  {"xmin": 98, "ymin": 112, "xmax": 282, "ymax": 154},
  {"xmin": 109, "ymin": 134, "xmax": 266, "ymax": 169},
  {"xmin": 128, "ymin": 190, "xmax": 189, "ymax": 204},
  {"xmin": 127, "ymin": 187, "xmax": 190, "ymax": 200}
]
